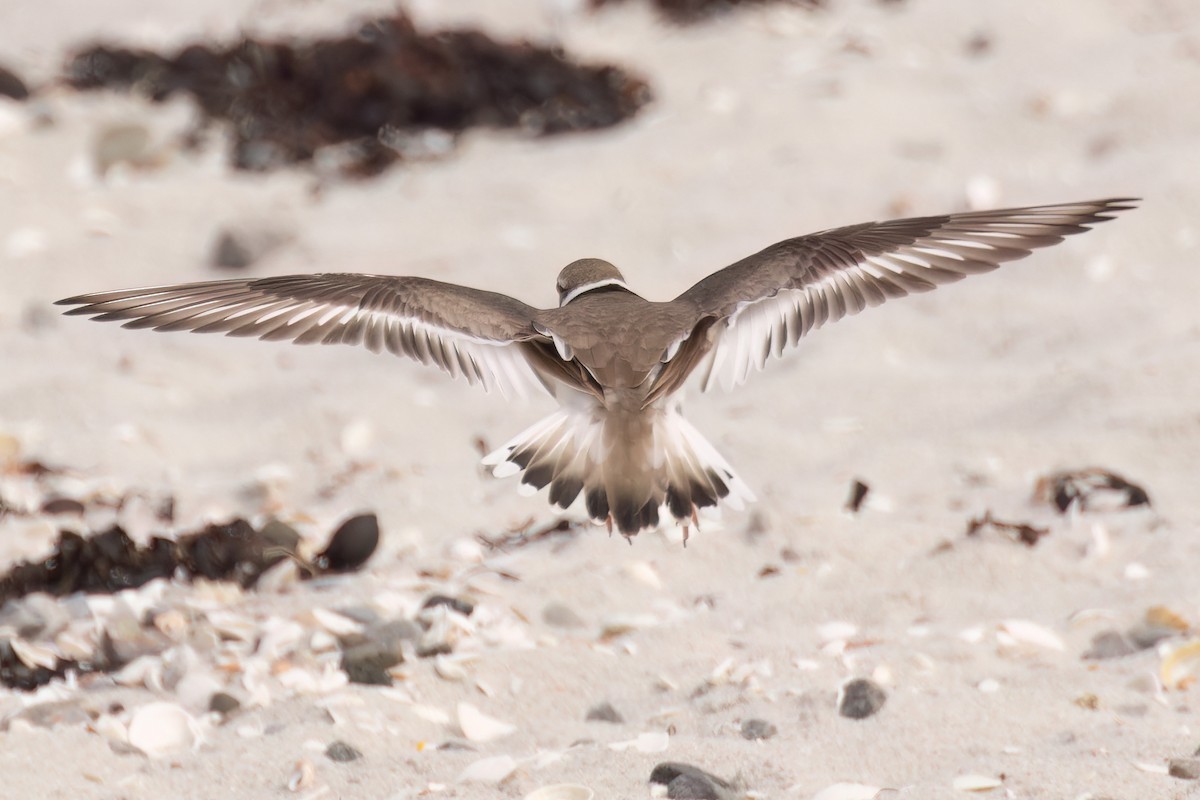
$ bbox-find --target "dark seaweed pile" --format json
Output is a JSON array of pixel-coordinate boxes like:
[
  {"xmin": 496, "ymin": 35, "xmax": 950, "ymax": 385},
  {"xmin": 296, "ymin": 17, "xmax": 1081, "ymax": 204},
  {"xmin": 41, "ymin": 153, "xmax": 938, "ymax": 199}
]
[
  {"xmin": 591, "ymin": 0, "xmax": 825, "ymax": 24},
  {"xmin": 64, "ymin": 14, "xmax": 651, "ymax": 176}
]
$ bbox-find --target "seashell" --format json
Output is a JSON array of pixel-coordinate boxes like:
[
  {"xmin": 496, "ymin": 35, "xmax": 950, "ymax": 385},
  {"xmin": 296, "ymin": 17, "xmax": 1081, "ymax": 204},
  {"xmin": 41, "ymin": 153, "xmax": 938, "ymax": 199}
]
[
  {"xmin": 951, "ymin": 774, "xmax": 1003, "ymax": 792},
  {"xmin": 112, "ymin": 655, "xmax": 165, "ymax": 690},
  {"xmin": 339, "ymin": 419, "xmax": 374, "ymax": 456},
  {"xmin": 287, "ymin": 758, "xmax": 317, "ymax": 791},
  {"xmin": 310, "ymin": 608, "xmax": 364, "ymax": 638},
  {"xmin": 1124, "ymin": 562, "xmax": 1150, "ymax": 581},
  {"xmin": 458, "ymin": 754, "xmax": 517, "ymax": 784},
  {"xmin": 818, "ymin": 621, "xmax": 858, "ymax": 641},
  {"xmin": 1132, "ymin": 761, "xmax": 1169, "ymax": 775},
  {"xmin": 410, "ymin": 704, "xmax": 451, "ymax": 725},
  {"xmin": 207, "ymin": 611, "xmax": 260, "ymax": 642},
  {"xmin": 10, "ymin": 638, "xmax": 58, "ymax": 670},
  {"xmin": 812, "ymin": 783, "xmax": 882, "ymax": 800},
  {"xmin": 1145, "ymin": 606, "xmax": 1190, "ymax": 633},
  {"xmin": 598, "ymin": 613, "xmax": 658, "ymax": 639},
  {"xmin": 434, "ymin": 654, "xmax": 469, "ymax": 682},
  {"xmin": 128, "ymin": 702, "xmax": 199, "ymax": 757},
  {"xmin": 609, "ymin": 731, "xmax": 670, "ymax": 753},
  {"xmin": 625, "ymin": 561, "xmax": 662, "ymax": 589},
  {"xmin": 997, "ymin": 620, "xmax": 1065, "ymax": 651},
  {"xmin": 457, "ymin": 702, "xmax": 516, "ymax": 742},
  {"xmin": 1160, "ymin": 639, "xmax": 1200, "ymax": 690},
  {"xmin": 54, "ymin": 628, "xmax": 96, "ymax": 661},
  {"xmin": 524, "ymin": 785, "xmax": 595, "ymax": 800}
]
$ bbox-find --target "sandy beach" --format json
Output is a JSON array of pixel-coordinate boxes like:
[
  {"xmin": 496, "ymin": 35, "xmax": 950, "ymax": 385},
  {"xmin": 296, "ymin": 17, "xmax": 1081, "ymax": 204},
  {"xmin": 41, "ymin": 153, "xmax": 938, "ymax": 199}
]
[{"xmin": 2, "ymin": 1, "xmax": 1199, "ymax": 797}]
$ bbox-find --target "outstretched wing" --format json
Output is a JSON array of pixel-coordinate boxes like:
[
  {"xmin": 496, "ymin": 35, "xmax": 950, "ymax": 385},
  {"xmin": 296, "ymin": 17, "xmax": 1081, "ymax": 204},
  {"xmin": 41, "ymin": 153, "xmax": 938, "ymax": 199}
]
[
  {"xmin": 57, "ymin": 273, "xmax": 556, "ymax": 398},
  {"xmin": 672, "ymin": 198, "xmax": 1137, "ymax": 391}
]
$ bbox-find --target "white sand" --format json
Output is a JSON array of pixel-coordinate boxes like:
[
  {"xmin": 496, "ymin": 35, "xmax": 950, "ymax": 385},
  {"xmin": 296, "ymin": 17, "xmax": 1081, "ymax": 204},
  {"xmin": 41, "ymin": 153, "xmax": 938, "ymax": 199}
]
[{"xmin": 2, "ymin": 0, "xmax": 1198, "ymax": 797}]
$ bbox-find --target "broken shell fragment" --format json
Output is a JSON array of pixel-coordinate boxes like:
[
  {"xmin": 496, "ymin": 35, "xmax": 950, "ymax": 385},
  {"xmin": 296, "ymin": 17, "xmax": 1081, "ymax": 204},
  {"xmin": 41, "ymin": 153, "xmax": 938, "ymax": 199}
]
[
  {"xmin": 457, "ymin": 701, "xmax": 516, "ymax": 742},
  {"xmin": 127, "ymin": 702, "xmax": 199, "ymax": 757}
]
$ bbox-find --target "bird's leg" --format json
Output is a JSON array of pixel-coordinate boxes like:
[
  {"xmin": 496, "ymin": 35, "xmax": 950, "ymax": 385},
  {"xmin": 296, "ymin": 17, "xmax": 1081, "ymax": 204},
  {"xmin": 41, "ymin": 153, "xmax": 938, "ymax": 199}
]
[{"xmin": 605, "ymin": 515, "xmax": 613, "ymax": 536}]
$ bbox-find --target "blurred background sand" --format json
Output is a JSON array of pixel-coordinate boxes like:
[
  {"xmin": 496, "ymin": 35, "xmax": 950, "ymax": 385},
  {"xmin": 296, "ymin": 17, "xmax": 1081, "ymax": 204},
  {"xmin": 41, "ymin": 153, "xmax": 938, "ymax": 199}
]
[{"xmin": 1, "ymin": 1, "xmax": 1198, "ymax": 797}]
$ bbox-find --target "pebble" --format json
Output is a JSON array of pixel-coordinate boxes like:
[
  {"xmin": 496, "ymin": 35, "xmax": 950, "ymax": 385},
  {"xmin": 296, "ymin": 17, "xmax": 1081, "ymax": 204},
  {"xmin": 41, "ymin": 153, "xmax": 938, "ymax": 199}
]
[
  {"xmin": 325, "ymin": 740, "xmax": 362, "ymax": 762},
  {"xmin": 340, "ymin": 639, "xmax": 403, "ymax": 686},
  {"xmin": 1169, "ymin": 757, "xmax": 1200, "ymax": 780},
  {"xmin": 543, "ymin": 602, "xmax": 586, "ymax": 629},
  {"xmin": 209, "ymin": 692, "xmax": 242, "ymax": 716},
  {"xmin": 317, "ymin": 514, "xmax": 380, "ymax": 572},
  {"xmin": 739, "ymin": 718, "xmax": 777, "ymax": 740},
  {"xmin": 649, "ymin": 763, "xmax": 736, "ymax": 800},
  {"xmin": 1082, "ymin": 630, "xmax": 1137, "ymax": 660},
  {"xmin": 92, "ymin": 123, "xmax": 156, "ymax": 175},
  {"xmin": 209, "ymin": 224, "xmax": 289, "ymax": 270},
  {"xmin": 7, "ymin": 699, "xmax": 92, "ymax": 728},
  {"xmin": 838, "ymin": 678, "xmax": 887, "ymax": 720},
  {"xmin": 421, "ymin": 594, "xmax": 475, "ymax": 617},
  {"xmin": 0, "ymin": 63, "xmax": 29, "ymax": 100},
  {"xmin": 585, "ymin": 701, "xmax": 624, "ymax": 724}
]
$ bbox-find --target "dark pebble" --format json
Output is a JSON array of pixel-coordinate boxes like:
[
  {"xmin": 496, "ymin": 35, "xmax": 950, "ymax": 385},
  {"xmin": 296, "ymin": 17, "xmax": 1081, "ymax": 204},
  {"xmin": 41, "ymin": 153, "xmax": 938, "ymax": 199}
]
[
  {"xmin": 649, "ymin": 763, "xmax": 736, "ymax": 800},
  {"xmin": 340, "ymin": 634, "xmax": 405, "ymax": 686},
  {"xmin": 209, "ymin": 225, "xmax": 286, "ymax": 270},
  {"xmin": 421, "ymin": 594, "xmax": 474, "ymax": 617},
  {"xmin": 40, "ymin": 497, "xmax": 86, "ymax": 516},
  {"xmin": 593, "ymin": 0, "xmax": 825, "ymax": 24},
  {"xmin": 1127, "ymin": 621, "xmax": 1179, "ymax": 651},
  {"xmin": 325, "ymin": 740, "xmax": 362, "ymax": 762},
  {"xmin": 740, "ymin": 718, "xmax": 777, "ymax": 740},
  {"xmin": 844, "ymin": 478, "xmax": 869, "ymax": 513},
  {"xmin": 209, "ymin": 691, "xmax": 241, "ymax": 715},
  {"xmin": 838, "ymin": 678, "xmax": 887, "ymax": 720},
  {"xmin": 585, "ymin": 701, "xmax": 624, "ymax": 723},
  {"xmin": 1168, "ymin": 757, "xmax": 1200, "ymax": 780},
  {"xmin": 316, "ymin": 514, "xmax": 379, "ymax": 573},
  {"xmin": 0, "ymin": 63, "xmax": 29, "ymax": 100}
]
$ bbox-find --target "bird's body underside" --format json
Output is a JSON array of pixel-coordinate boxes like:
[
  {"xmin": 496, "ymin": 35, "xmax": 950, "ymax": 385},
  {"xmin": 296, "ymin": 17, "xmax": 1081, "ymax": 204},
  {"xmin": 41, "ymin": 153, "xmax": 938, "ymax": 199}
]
[{"xmin": 57, "ymin": 199, "xmax": 1137, "ymax": 538}]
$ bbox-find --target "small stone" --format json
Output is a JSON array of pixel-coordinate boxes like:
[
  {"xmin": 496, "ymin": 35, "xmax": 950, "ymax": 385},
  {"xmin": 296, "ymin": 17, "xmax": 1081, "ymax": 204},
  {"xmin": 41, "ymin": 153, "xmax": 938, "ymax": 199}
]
[
  {"xmin": 92, "ymin": 123, "xmax": 155, "ymax": 175},
  {"xmin": 316, "ymin": 514, "xmax": 379, "ymax": 572},
  {"xmin": 340, "ymin": 639, "xmax": 403, "ymax": 686},
  {"xmin": 421, "ymin": 594, "xmax": 475, "ymax": 617},
  {"xmin": 209, "ymin": 224, "xmax": 289, "ymax": 270},
  {"xmin": 844, "ymin": 479, "xmax": 869, "ymax": 513},
  {"xmin": 1082, "ymin": 630, "xmax": 1138, "ymax": 659},
  {"xmin": 649, "ymin": 763, "xmax": 736, "ymax": 800},
  {"xmin": 1168, "ymin": 758, "xmax": 1200, "ymax": 780},
  {"xmin": 543, "ymin": 602, "xmax": 585, "ymax": 629},
  {"xmin": 0, "ymin": 63, "xmax": 30, "ymax": 100},
  {"xmin": 209, "ymin": 692, "xmax": 241, "ymax": 715},
  {"xmin": 838, "ymin": 678, "xmax": 887, "ymax": 720},
  {"xmin": 40, "ymin": 497, "xmax": 85, "ymax": 516},
  {"xmin": 739, "ymin": 718, "xmax": 777, "ymax": 740},
  {"xmin": 9, "ymin": 700, "xmax": 91, "ymax": 728},
  {"xmin": 1128, "ymin": 623, "xmax": 1185, "ymax": 652},
  {"xmin": 585, "ymin": 702, "xmax": 624, "ymax": 724},
  {"xmin": 325, "ymin": 740, "xmax": 362, "ymax": 762}
]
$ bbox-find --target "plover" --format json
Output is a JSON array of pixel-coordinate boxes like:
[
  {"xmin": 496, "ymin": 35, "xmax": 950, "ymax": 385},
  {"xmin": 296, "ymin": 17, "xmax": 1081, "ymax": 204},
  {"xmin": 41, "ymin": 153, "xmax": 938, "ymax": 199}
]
[{"xmin": 58, "ymin": 198, "xmax": 1136, "ymax": 537}]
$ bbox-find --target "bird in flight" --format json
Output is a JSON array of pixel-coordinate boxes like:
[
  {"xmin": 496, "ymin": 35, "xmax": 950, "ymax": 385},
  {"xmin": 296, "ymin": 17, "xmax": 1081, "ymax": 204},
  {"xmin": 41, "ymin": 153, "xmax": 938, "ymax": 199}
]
[{"xmin": 58, "ymin": 198, "xmax": 1136, "ymax": 539}]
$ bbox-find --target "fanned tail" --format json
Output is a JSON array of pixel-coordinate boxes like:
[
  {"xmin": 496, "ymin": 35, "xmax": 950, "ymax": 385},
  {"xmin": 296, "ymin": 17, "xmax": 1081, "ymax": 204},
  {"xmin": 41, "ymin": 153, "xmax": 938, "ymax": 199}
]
[{"xmin": 482, "ymin": 399, "xmax": 754, "ymax": 537}]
